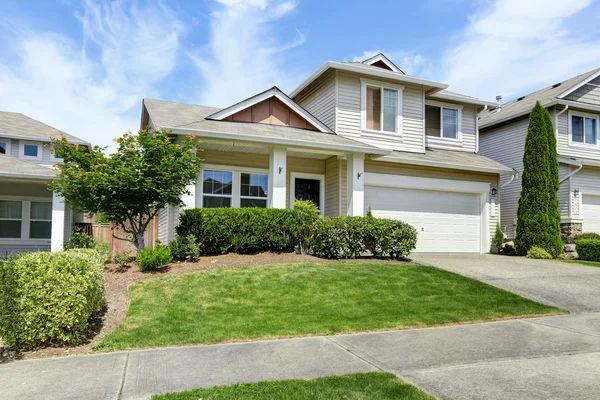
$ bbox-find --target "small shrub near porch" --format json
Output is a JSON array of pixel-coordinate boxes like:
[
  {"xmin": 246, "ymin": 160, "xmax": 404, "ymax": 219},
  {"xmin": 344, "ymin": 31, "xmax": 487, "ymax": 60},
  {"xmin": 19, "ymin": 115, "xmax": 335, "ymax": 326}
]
[
  {"xmin": 575, "ymin": 239, "xmax": 600, "ymax": 262},
  {"xmin": 0, "ymin": 249, "xmax": 106, "ymax": 349}
]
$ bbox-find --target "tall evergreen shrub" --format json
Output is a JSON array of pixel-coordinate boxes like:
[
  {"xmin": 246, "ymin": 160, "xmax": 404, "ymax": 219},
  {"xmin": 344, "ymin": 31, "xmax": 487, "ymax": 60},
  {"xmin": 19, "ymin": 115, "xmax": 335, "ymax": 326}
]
[{"xmin": 515, "ymin": 102, "xmax": 562, "ymax": 256}]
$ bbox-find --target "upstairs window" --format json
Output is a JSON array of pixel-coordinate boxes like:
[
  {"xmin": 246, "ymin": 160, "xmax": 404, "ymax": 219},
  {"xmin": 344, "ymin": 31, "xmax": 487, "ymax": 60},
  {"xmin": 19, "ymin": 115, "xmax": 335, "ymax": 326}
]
[
  {"xmin": 426, "ymin": 103, "xmax": 461, "ymax": 140},
  {"xmin": 361, "ymin": 79, "xmax": 403, "ymax": 134},
  {"xmin": 0, "ymin": 140, "xmax": 8, "ymax": 155},
  {"xmin": 571, "ymin": 113, "xmax": 598, "ymax": 146},
  {"xmin": 20, "ymin": 141, "xmax": 42, "ymax": 160}
]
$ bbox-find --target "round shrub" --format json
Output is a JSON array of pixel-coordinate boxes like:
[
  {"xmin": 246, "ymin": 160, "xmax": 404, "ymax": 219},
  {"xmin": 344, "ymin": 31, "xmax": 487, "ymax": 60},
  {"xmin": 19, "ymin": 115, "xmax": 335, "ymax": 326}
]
[
  {"xmin": 575, "ymin": 239, "xmax": 600, "ymax": 262},
  {"xmin": 0, "ymin": 249, "xmax": 105, "ymax": 349},
  {"xmin": 169, "ymin": 234, "xmax": 201, "ymax": 262},
  {"xmin": 526, "ymin": 246, "xmax": 553, "ymax": 259},
  {"xmin": 135, "ymin": 245, "xmax": 172, "ymax": 271}
]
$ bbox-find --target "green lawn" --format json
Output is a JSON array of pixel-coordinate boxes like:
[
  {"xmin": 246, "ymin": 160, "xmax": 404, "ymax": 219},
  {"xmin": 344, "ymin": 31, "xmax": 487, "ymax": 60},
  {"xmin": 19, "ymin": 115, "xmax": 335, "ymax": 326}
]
[
  {"xmin": 151, "ymin": 372, "xmax": 434, "ymax": 400},
  {"xmin": 97, "ymin": 262, "xmax": 563, "ymax": 351},
  {"xmin": 560, "ymin": 260, "xmax": 600, "ymax": 268}
]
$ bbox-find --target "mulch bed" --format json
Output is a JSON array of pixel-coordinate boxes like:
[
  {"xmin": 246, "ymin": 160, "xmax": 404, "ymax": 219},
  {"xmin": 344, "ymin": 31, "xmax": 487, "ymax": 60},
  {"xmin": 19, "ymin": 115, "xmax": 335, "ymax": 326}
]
[{"xmin": 1, "ymin": 252, "xmax": 339, "ymax": 362}]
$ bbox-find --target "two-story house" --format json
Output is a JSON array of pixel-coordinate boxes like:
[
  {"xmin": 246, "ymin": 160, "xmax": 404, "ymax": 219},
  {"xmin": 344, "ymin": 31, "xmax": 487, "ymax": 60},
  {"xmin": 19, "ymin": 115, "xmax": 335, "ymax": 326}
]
[
  {"xmin": 141, "ymin": 53, "xmax": 513, "ymax": 253},
  {"xmin": 0, "ymin": 111, "xmax": 89, "ymax": 254},
  {"xmin": 479, "ymin": 68, "xmax": 600, "ymax": 240}
]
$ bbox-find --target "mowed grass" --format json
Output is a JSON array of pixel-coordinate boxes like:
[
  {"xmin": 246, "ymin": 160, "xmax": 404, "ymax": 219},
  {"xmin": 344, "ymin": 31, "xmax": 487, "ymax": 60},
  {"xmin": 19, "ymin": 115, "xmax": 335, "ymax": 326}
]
[
  {"xmin": 151, "ymin": 372, "xmax": 434, "ymax": 400},
  {"xmin": 97, "ymin": 262, "xmax": 563, "ymax": 350},
  {"xmin": 560, "ymin": 260, "xmax": 600, "ymax": 268}
]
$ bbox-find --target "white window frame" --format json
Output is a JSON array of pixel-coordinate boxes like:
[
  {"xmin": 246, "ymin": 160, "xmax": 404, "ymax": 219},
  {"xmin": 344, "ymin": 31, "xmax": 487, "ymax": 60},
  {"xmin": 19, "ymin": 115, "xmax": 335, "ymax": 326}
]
[
  {"xmin": 0, "ymin": 139, "xmax": 11, "ymax": 156},
  {"xmin": 29, "ymin": 201, "xmax": 53, "ymax": 239},
  {"xmin": 360, "ymin": 78, "xmax": 403, "ymax": 138},
  {"xmin": 19, "ymin": 141, "xmax": 42, "ymax": 161},
  {"xmin": 425, "ymin": 100, "xmax": 463, "ymax": 143},
  {"xmin": 568, "ymin": 110, "xmax": 599, "ymax": 149},
  {"xmin": 0, "ymin": 196, "xmax": 52, "ymax": 244},
  {"xmin": 197, "ymin": 164, "xmax": 270, "ymax": 209},
  {"xmin": 289, "ymin": 172, "xmax": 326, "ymax": 216}
]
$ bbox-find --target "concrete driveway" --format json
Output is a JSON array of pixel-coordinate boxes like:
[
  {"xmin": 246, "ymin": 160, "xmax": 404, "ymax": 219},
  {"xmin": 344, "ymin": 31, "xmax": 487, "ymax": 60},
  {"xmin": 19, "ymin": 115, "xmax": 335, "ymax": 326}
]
[{"xmin": 411, "ymin": 253, "xmax": 600, "ymax": 313}]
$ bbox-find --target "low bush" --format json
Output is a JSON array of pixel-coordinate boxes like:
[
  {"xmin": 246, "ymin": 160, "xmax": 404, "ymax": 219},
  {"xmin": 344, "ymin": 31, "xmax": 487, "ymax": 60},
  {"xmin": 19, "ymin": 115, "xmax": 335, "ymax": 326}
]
[
  {"xmin": 0, "ymin": 249, "xmax": 105, "ymax": 349},
  {"xmin": 135, "ymin": 245, "xmax": 172, "ymax": 271},
  {"xmin": 64, "ymin": 228, "xmax": 96, "ymax": 250},
  {"xmin": 112, "ymin": 249, "xmax": 132, "ymax": 266},
  {"xmin": 293, "ymin": 200, "xmax": 321, "ymax": 252},
  {"xmin": 575, "ymin": 239, "xmax": 600, "ymax": 262},
  {"xmin": 526, "ymin": 246, "xmax": 553, "ymax": 259},
  {"xmin": 177, "ymin": 208, "xmax": 305, "ymax": 254},
  {"xmin": 568, "ymin": 232, "xmax": 600, "ymax": 244},
  {"xmin": 311, "ymin": 216, "xmax": 417, "ymax": 259},
  {"xmin": 492, "ymin": 224, "xmax": 504, "ymax": 247},
  {"xmin": 169, "ymin": 235, "xmax": 201, "ymax": 262}
]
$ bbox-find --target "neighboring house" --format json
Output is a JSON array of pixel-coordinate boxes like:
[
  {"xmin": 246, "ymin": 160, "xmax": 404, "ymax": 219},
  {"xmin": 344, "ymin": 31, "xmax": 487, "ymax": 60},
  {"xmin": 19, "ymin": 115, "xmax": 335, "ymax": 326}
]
[
  {"xmin": 0, "ymin": 112, "xmax": 89, "ymax": 254},
  {"xmin": 480, "ymin": 68, "xmax": 600, "ymax": 240},
  {"xmin": 142, "ymin": 53, "xmax": 513, "ymax": 253}
]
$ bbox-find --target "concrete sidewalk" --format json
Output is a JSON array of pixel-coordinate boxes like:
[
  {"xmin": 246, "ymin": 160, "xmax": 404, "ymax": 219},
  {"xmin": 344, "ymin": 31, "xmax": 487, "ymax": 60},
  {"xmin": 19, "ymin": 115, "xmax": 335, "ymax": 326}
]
[{"xmin": 3, "ymin": 312, "xmax": 600, "ymax": 400}]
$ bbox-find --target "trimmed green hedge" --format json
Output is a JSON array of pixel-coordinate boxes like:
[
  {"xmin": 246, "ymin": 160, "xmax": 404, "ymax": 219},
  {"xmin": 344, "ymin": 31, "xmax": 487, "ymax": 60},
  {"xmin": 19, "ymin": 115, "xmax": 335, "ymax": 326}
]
[
  {"xmin": 176, "ymin": 208, "xmax": 417, "ymax": 259},
  {"xmin": 311, "ymin": 216, "xmax": 417, "ymax": 259},
  {"xmin": 568, "ymin": 232, "xmax": 600, "ymax": 244},
  {"xmin": 0, "ymin": 249, "xmax": 106, "ymax": 349},
  {"xmin": 576, "ymin": 239, "xmax": 600, "ymax": 262}
]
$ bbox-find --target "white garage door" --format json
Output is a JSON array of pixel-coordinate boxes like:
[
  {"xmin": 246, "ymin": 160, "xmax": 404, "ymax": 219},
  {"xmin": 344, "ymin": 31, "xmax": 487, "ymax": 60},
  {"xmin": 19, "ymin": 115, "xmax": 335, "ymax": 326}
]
[
  {"xmin": 582, "ymin": 195, "xmax": 600, "ymax": 233},
  {"xmin": 365, "ymin": 186, "xmax": 482, "ymax": 252}
]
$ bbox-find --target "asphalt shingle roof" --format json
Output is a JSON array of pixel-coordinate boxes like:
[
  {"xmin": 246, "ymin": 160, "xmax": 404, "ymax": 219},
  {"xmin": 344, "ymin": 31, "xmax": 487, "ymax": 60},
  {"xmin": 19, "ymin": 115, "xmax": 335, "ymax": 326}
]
[
  {"xmin": 0, "ymin": 111, "xmax": 88, "ymax": 145},
  {"xmin": 0, "ymin": 154, "xmax": 56, "ymax": 179}
]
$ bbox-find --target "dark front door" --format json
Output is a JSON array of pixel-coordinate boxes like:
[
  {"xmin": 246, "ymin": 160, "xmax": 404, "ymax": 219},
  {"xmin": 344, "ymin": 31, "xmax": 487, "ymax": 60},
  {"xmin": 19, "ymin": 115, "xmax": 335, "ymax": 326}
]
[{"xmin": 294, "ymin": 178, "xmax": 320, "ymax": 209}]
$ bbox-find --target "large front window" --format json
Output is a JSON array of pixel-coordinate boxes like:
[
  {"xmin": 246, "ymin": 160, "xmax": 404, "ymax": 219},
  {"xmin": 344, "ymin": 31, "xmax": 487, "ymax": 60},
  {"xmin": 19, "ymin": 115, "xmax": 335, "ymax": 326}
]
[
  {"xmin": 30, "ymin": 202, "xmax": 52, "ymax": 239},
  {"xmin": 571, "ymin": 114, "xmax": 597, "ymax": 146},
  {"xmin": 0, "ymin": 199, "xmax": 52, "ymax": 240},
  {"xmin": 202, "ymin": 169, "xmax": 268, "ymax": 208},
  {"xmin": 0, "ymin": 200, "xmax": 22, "ymax": 238},
  {"xmin": 426, "ymin": 104, "xmax": 460, "ymax": 139}
]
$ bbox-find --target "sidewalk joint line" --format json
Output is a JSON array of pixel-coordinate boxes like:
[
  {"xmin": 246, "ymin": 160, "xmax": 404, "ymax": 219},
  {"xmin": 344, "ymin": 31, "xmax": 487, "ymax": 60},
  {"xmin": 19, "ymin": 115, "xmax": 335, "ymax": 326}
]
[
  {"xmin": 324, "ymin": 337, "xmax": 386, "ymax": 372},
  {"xmin": 524, "ymin": 319, "xmax": 600, "ymax": 339},
  {"xmin": 117, "ymin": 352, "xmax": 130, "ymax": 400}
]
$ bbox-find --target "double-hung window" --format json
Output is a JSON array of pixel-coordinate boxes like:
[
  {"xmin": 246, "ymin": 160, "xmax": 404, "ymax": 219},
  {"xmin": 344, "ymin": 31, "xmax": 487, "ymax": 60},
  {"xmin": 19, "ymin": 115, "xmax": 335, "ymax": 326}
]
[
  {"xmin": 361, "ymin": 79, "xmax": 403, "ymax": 135},
  {"xmin": 201, "ymin": 168, "xmax": 269, "ymax": 209},
  {"xmin": 426, "ymin": 102, "xmax": 462, "ymax": 140},
  {"xmin": 570, "ymin": 112, "xmax": 598, "ymax": 147},
  {"xmin": 29, "ymin": 202, "xmax": 52, "ymax": 239},
  {"xmin": 0, "ymin": 200, "xmax": 22, "ymax": 238}
]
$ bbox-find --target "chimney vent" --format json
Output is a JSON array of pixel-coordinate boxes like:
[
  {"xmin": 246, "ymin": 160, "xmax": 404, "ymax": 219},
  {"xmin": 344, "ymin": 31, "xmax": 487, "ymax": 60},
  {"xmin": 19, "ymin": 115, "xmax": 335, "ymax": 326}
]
[{"xmin": 495, "ymin": 95, "xmax": 503, "ymax": 112}]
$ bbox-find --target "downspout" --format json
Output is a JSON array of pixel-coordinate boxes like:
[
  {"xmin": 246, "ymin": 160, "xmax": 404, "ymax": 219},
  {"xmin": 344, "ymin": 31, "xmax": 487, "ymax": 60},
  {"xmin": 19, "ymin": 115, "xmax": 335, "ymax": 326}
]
[
  {"xmin": 501, "ymin": 169, "xmax": 518, "ymax": 189},
  {"xmin": 559, "ymin": 161, "xmax": 582, "ymax": 184}
]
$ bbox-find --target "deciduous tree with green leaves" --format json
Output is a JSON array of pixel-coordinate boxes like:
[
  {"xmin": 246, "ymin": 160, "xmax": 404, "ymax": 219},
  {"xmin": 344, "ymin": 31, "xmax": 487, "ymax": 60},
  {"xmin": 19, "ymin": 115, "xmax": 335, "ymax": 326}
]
[
  {"xmin": 50, "ymin": 128, "xmax": 202, "ymax": 252},
  {"xmin": 515, "ymin": 102, "xmax": 562, "ymax": 257}
]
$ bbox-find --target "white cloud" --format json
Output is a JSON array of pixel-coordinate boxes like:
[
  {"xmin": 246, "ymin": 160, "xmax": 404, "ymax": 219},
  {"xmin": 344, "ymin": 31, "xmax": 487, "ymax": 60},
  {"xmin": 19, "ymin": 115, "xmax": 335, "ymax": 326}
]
[
  {"xmin": 441, "ymin": 0, "xmax": 600, "ymax": 100},
  {"xmin": 189, "ymin": 0, "xmax": 304, "ymax": 107},
  {"xmin": 352, "ymin": 50, "xmax": 427, "ymax": 76},
  {"xmin": 0, "ymin": 0, "xmax": 185, "ymax": 151}
]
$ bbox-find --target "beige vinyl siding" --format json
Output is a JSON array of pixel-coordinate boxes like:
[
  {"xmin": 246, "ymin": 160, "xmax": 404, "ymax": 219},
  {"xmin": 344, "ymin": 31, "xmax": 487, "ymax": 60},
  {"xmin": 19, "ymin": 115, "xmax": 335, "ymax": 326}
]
[
  {"xmin": 425, "ymin": 103, "xmax": 478, "ymax": 153},
  {"xmin": 565, "ymin": 77, "xmax": 600, "ymax": 106},
  {"xmin": 325, "ymin": 157, "xmax": 339, "ymax": 216},
  {"xmin": 293, "ymin": 69, "xmax": 336, "ymax": 131},
  {"xmin": 336, "ymin": 71, "xmax": 425, "ymax": 153},
  {"xmin": 479, "ymin": 118, "xmax": 528, "ymax": 238},
  {"xmin": 286, "ymin": 157, "xmax": 326, "ymax": 208},
  {"xmin": 556, "ymin": 106, "xmax": 600, "ymax": 160},
  {"xmin": 364, "ymin": 160, "xmax": 498, "ymax": 244},
  {"xmin": 201, "ymin": 149, "xmax": 269, "ymax": 169}
]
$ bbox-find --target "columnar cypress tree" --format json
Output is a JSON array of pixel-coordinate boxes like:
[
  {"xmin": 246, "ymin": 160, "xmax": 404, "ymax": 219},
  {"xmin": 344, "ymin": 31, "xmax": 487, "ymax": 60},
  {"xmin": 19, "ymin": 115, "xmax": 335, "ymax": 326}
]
[
  {"xmin": 515, "ymin": 102, "xmax": 556, "ymax": 256},
  {"xmin": 542, "ymin": 108, "xmax": 563, "ymax": 257}
]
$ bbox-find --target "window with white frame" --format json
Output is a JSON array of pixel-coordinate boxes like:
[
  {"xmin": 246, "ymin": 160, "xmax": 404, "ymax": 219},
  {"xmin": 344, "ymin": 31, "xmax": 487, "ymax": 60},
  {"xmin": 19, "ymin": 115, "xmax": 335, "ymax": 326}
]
[
  {"xmin": 29, "ymin": 202, "xmax": 52, "ymax": 239},
  {"xmin": 570, "ymin": 112, "xmax": 598, "ymax": 146},
  {"xmin": 361, "ymin": 79, "xmax": 402, "ymax": 134},
  {"xmin": 0, "ymin": 139, "xmax": 9, "ymax": 155},
  {"xmin": 20, "ymin": 141, "xmax": 42, "ymax": 160},
  {"xmin": 0, "ymin": 200, "xmax": 22, "ymax": 238},
  {"xmin": 201, "ymin": 169, "xmax": 269, "ymax": 209},
  {"xmin": 425, "ymin": 103, "xmax": 461, "ymax": 140}
]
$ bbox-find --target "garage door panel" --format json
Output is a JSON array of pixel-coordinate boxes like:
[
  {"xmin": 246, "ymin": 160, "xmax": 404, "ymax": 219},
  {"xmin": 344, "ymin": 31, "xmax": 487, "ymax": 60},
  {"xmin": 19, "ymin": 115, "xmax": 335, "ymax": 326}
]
[
  {"xmin": 365, "ymin": 186, "xmax": 481, "ymax": 253},
  {"xmin": 583, "ymin": 195, "xmax": 600, "ymax": 234}
]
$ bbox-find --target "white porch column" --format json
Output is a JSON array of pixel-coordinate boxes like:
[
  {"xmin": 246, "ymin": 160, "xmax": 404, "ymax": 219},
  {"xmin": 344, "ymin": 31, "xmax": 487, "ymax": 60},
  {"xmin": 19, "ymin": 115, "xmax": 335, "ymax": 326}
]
[
  {"xmin": 346, "ymin": 152, "xmax": 365, "ymax": 216},
  {"xmin": 269, "ymin": 147, "xmax": 287, "ymax": 208},
  {"xmin": 50, "ymin": 191, "xmax": 65, "ymax": 252}
]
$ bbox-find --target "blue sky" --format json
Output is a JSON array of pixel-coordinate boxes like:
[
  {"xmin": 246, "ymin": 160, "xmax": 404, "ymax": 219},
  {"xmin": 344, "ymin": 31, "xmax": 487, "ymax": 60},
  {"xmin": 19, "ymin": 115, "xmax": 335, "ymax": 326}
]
[{"xmin": 1, "ymin": 0, "xmax": 600, "ymax": 150}]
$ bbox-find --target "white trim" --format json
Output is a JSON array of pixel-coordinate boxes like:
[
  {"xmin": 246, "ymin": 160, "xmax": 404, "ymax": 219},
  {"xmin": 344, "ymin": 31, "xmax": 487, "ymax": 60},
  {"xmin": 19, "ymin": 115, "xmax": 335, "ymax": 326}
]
[
  {"xmin": 425, "ymin": 100, "xmax": 463, "ymax": 142},
  {"xmin": 428, "ymin": 91, "xmax": 497, "ymax": 107},
  {"xmin": 19, "ymin": 141, "xmax": 42, "ymax": 161},
  {"xmin": 567, "ymin": 110, "xmax": 599, "ymax": 149},
  {"xmin": 205, "ymin": 87, "xmax": 332, "ymax": 134},
  {"xmin": 290, "ymin": 61, "xmax": 448, "ymax": 99},
  {"xmin": 360, "ymin": 78, "xmax": 404, "ymax": 136},
  {"xmin": 365, "ymin": 173, "xmax": 491, "ymax": 253},
  {"xmin": 198, "ymin": 164, "xmax": 270, "ymax": 209},
  {"xmin": 361, "ymin": 53, "xmax": 403, "ymax": 73},
  {"xmin": 0, "ymin": 138, "xmax": 11, "ymax": 156},
  {"xmin": 289, "ymin": 172, "xmax": 325, "ymax": 215},
  {"xmin": 558, "ymin": 69, "xmax": 600, "ymax": 99}
]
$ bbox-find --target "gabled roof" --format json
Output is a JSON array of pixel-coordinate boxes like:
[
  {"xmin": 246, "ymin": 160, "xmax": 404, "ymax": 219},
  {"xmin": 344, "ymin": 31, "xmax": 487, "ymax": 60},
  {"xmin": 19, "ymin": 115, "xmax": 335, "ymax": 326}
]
[
  {"xmin": 142, "ymin": 99, "xmax": 389, "ymax": 155},
  {"xmin": 0, "ymin": 154, "xmax": 56, "ymax": 180},
  {"xmin": 0, "ymin": 111, "xmax": 89, "ymax": 146},
  {"xmin": 480, "ymin": 67, "xmax": 600, "ymax": 128},
  {"xmin": 206, "ymin": 87, "xmax": 333, "ymax": 133},
  {"xmin": 361, "ymin": 53, "xmax": 404, "ymax": 73}
]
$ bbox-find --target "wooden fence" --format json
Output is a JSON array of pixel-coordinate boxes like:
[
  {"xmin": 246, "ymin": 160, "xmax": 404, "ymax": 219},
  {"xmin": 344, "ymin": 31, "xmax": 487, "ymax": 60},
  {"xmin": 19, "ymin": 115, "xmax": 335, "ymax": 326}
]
[{"xmin": 89, "ymin": 218, "xmax": 158, "ymax": 254}]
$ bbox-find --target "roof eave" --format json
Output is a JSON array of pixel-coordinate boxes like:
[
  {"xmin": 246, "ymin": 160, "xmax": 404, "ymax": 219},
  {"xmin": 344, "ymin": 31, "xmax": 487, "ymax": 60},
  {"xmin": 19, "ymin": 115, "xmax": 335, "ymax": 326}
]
[
  {"xmin": 0, "ymin": 172, "xmax": 54, "ymax": 180},
  {"xmin": 479, "ymin": 100, "xmax": 559, "ymax": 129},
  {"xmin": 370, "ymin": 154, "xmax": 514, "ymax": 175},
  {"xmin": 429, "ymin": 92, "xmax": 497, "ymax": 107},
  {"xmin": 557, "ymin": 69, "xmax": 600, "ymax": 99}
]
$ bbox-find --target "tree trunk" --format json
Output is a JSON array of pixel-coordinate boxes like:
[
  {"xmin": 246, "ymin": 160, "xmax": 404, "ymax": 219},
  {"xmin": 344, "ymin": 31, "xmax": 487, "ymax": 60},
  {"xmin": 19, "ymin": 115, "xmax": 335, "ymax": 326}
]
[{"xmin": 136, "ymin": 233, "xmax": 145, "ymax": 253}]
